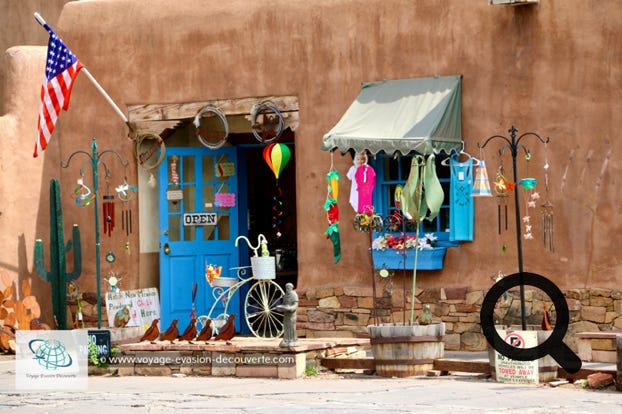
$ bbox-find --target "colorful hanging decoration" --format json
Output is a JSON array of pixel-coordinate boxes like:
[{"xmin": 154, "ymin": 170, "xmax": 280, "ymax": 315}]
[
  {"xmin": 102, "ymin": 171, "xmax": 116, "ymax": 236},
  {"xmin": 170, "ymin": 157, "xmax": 179, "ymax": 186},
  {"xmin": 494, "ymin": 165, "xmax": 513, "ymax": 240},
  {"xmin": 494, "ymin": 165, "xmax": 515, "ymax": 196},
  {"xmin": 104, "ymin": 271, "xmax": 121, "ymax": 293},
  {"xmin": 103, "ymin": 195, "xmax": 115, "ymax": 236},
  {"xmin": 346, "ymin": 152, "xmax": 368, "ymax": 212},
  {"xmin": 205, "ymin": 263, "xmax": 222, "ymax": 286},
  {"xmin": 263, "ymin": 143, "xmax": 291, "ymax": 180},
  {"xmin": 354, "ymin": 163, "xmax": 376, "ymax": 214},
  {"xmin": 74, "ymin": 172, "xmax": 93, "ymax": 207},
  {"xmin": 324, "ymin": 156, "xmax": 341, "ymax": 263},
  {"xmin": 471, "ymin": 160, "xmax": 492, "ymax": 197},
  {"xmin": 116, "ymin": 177, "xmax": 137, "ymax": 238},
  {"xmin": 401, "ymin": 155, "xmax": 443, "ymax": 222},
  {"xmin": 519, "ymin": 178, "xmax": 539, "ymax": 240},
  {"xmin": 263, "ymin": 143, "xmax": 291, "ymax": 240},
  {"xmin": 541, "ymin": 149, "xmax": 554, "ymax": 252}
]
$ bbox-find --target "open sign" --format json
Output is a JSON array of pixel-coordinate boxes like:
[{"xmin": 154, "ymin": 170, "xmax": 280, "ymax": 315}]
[{"xmin": 183, "ymin": 212, "xmax": 217, "ymax": 226}]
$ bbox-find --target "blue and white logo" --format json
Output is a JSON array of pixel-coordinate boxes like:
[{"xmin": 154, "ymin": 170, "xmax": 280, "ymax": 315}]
[
  {"xmin": 16, "ymin": 330, "xmax": 87, "ymax": 390},
  {"xmin": 28, "ymin": 339, "xmax": 74, "ymax": 369}
]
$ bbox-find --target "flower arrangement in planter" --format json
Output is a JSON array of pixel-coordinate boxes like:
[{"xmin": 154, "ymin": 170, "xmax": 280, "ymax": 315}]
[
  {"xmin": 366, "ymin": 154, "xmax": 447, "ymax": 377},
  {"xmin": 371, "ymin": 233, "xmax": 447, "ymax": 270}
]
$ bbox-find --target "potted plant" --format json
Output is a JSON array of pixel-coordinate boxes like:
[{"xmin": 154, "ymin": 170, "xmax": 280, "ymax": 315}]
[{"xmin": 367, "ymin": 154, "xmax": 446, "ymax": 378}]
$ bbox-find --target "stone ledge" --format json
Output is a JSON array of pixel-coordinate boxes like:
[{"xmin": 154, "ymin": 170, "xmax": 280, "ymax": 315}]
[
  {"xmin": 112, "ymin": 337, "xmax": 369, "ymax": 378},
  {"xmin": 576, "ymin": 330, "xmax": 622, "ymax": 362},
  {"xmin": 576, "ymin": 330, "xmax": 622, "ymax": 339}
]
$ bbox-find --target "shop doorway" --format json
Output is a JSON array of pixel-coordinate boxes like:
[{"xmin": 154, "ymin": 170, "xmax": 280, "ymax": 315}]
[
  {"xmin": 131, "ymin": 96, "xmax": 299, "ymax": 333},
  {"xmin": 156, "ymin": 129, "xmax": 297, "ymax": 333}
]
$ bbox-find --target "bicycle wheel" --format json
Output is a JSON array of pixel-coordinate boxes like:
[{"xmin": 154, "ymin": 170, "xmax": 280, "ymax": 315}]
[{"xmin": 244, "ymin": 280, "xmax": 285, "ymax": 338}]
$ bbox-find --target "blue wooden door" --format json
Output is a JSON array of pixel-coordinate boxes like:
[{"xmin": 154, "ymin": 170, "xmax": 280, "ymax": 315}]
[{"xmin": 158, "ymin": 147, "xmax": 240, "ymax": 332}]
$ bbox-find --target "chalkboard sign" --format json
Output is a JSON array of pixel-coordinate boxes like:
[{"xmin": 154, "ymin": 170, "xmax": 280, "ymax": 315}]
[{"xmin": 88, "ymin": 330, "xmax": 111, "ymax": 362}]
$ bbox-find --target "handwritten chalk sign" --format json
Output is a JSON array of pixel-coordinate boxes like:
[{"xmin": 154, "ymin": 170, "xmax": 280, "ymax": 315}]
[
  {"xmin": 494, "ymin": 329, "xmax": 539, "ymax": 384},
  {"xmin": 105, "ymin": 288, "xmax": 160, "ymax": 329}
]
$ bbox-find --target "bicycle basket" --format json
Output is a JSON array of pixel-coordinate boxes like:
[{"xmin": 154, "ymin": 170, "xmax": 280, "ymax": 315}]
[{"xmin": 251, "ymin": 256, "xmax": 276, "ymax": 279}]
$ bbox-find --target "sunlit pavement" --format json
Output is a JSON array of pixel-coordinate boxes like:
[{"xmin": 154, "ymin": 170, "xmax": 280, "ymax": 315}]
[{"xmin": 0, "ymin": 356, "xmax": 620, "ymax": 413}]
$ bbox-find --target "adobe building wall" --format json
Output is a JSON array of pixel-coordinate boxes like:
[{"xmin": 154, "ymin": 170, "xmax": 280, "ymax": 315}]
[{"xmin": 1, "ymin": 0, "xmax": 620, "ymax": 339}]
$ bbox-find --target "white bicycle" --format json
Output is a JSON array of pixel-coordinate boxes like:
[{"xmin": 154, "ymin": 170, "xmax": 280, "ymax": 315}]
[{"xmin": 196, "ymin": 235, "xmax": 285, "ymax": 338}]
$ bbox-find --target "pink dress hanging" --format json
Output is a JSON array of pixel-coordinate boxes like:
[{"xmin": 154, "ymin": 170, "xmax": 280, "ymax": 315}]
[{"xmin": 355, "ymin": 164, "xmax": 376, "ymax": 213}]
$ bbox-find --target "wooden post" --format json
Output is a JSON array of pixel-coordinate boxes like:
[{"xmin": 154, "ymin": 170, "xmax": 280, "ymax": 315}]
[{"xmin": 616, "ymin": 335, "xmax": 622, "ymax": 392}]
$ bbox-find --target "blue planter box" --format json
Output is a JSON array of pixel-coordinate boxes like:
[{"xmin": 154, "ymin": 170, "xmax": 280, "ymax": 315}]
[{"xmin": 372, "ymin": 247, "xmax": 447, "ymax": 270}]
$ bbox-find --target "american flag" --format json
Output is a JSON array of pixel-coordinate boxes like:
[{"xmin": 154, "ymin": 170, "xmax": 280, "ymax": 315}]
[{"xmin": 34, "ymin": 23, "xmax": 84, "ymax": 158}]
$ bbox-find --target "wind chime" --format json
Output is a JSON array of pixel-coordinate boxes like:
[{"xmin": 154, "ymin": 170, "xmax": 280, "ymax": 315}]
[
  {"xmin": 116, "ymin": 173, "xmax": 138, "ymax": 252},
  {"xmin": 541, "ymin": 144, "xmax": 554, "ymax": 252},
  {"xmin": 493, "ymin": 158, "xmax": 514, "ymax": 253},
  {"xmin": 102, "ymin": 172, "xmax": 115, "ymax": 237},
  {"xmin": 263, "ymin": 143, "xmax": 291, "ymax": 240}
]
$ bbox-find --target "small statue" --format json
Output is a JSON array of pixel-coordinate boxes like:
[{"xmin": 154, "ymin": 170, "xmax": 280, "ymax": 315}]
[
  {"xmin": 276, "ymin": 283, "xmax": 299, "ymax": 347},
  {"xmin": 418, "ymin": 304, "xmax": 433, "ymax": 325}
]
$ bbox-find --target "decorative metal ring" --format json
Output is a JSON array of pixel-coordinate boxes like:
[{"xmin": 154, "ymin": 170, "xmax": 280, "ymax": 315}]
[
  {"xmin": 135, "ymin": 132, "xmax": 166, "ymax": 171},
  {"xmin": 250, "ymin": 101, "xmax": 284, "ymax": 143},
  {"xmin": 193, "ymin": 107, "xmax": 229, "ymax": 149}
]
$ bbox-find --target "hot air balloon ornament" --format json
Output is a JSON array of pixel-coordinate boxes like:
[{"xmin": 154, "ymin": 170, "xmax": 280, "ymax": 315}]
[{"xmin": 262, "ymin": 143, "xmax": 291, "ymax": 240}]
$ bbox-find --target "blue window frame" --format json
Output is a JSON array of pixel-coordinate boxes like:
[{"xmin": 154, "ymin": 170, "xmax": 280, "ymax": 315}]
[{"xmin": 370, "ymin": 153, "xmax": 455, "ymax": 243}]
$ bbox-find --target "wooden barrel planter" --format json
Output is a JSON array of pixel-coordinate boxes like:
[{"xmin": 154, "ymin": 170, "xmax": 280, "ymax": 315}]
[
  {"xmin": 367, "ymin": 323, "xmax": 445, "ymax": 377},
  {"xmin": 488, "ymin": 328, "xmax": 558, "ymax": 383}
]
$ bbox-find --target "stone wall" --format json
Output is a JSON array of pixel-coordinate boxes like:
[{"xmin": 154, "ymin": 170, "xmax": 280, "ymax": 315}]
[{"xmin": 297, "ymin": 285, "xmax": 622, "ymax": 352}]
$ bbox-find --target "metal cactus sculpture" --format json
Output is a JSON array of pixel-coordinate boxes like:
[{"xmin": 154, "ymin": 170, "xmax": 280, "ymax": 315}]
[{"xmin": 34, "ymin": 179, "xmax": 82, "ymax": 329}]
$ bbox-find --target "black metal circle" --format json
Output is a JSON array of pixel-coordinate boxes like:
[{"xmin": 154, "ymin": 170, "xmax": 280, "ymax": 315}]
[{"xmin": 480, "ymin": 272, "xmax": 581, "ymax": 373}]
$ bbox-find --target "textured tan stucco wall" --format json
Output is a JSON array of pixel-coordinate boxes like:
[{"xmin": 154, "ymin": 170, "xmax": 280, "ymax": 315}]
[
  {"xmin": 2, "ymin": 0, "xmax": 621, "ymax": 319},
  {"xmin": 0, "ymin": 0, "xmax": 72, "ymax": 113}
]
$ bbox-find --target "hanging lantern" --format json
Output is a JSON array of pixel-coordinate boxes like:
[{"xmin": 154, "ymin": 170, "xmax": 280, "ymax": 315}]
[{"xmin": 471, "ymin": 160, "xmax": 492, "ymax": 197}]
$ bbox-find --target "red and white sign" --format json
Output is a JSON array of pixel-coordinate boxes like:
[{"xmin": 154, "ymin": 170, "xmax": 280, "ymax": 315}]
[{"xmin": 494, "ymin": 329, "xmax": 539, "ymax": 384}]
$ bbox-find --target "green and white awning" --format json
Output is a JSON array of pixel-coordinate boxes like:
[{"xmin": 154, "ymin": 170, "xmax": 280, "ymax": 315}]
[{"xmin": 321, "ymin": 75, "xmax": 463, "ymax": 156}]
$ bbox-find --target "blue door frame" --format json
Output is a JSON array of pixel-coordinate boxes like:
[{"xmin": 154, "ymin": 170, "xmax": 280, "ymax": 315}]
[{"xmin": 158, "ymin": 146, "xmax": 242, "ymax": 332}]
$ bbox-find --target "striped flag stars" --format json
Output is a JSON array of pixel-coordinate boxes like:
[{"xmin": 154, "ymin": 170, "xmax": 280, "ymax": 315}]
[{"xmin": 34, "ymin": 24, "xmax": 84, "ymax": 157}]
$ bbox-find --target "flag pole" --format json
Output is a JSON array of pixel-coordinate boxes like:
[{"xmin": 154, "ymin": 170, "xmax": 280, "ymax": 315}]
[{"xmin": 34, "ymin": 12, "xmax": 131, "ymax": 127}]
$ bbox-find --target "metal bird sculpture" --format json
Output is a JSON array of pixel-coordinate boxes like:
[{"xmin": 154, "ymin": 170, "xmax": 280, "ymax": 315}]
[
  {"xmin": 196, "ymin": 319, "xmax": 213, "ymax": 342},
  {"xmin": 214, "ymin": 314, "xmax": 236, "ymax": 341},
  {"xmin": 140, "ymin": 319, "xmax": 160, "ymax": 343},
  {"xmin": 179, "ymin": 317, "xmax": 197, "ymax": 343},
  {"xmin": 159, "ymin": 319, "xmax": 179, "ymax": 343}
]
